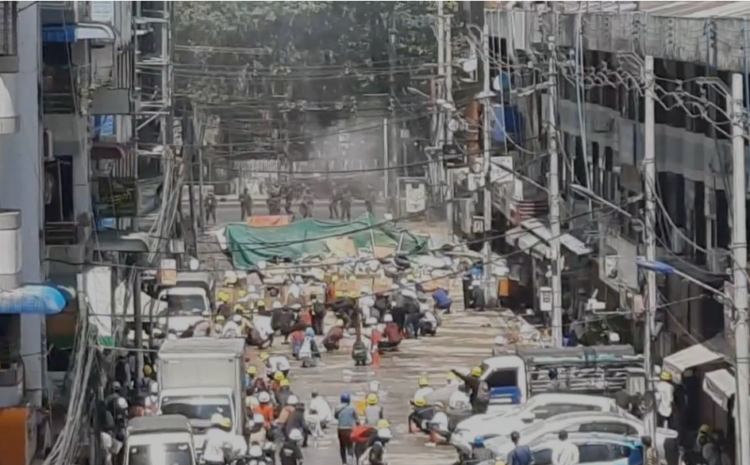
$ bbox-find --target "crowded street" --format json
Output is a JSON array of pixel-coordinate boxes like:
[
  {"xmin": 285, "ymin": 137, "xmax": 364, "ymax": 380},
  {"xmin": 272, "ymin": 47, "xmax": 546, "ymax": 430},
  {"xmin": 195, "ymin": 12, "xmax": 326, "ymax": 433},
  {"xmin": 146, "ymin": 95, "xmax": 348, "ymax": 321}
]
[{"xmin": 7, "ymin": 3, "xmax": 750, "ymax": 465}]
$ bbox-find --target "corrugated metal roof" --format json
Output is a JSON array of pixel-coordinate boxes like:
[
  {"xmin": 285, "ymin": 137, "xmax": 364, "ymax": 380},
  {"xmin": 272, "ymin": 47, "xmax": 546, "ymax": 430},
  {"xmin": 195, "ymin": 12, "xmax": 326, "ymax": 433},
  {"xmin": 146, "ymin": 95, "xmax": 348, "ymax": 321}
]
[
  {"xmin": 637, "ymin": 1, "xmax": 750, "ymax": 18},
  {"xmin": 159, "ymin": 337, "xmax": 246, "ymax": 356},
  {"xmin": 554, "ymin": 1, "xmax": 750, "ymax": 18}
]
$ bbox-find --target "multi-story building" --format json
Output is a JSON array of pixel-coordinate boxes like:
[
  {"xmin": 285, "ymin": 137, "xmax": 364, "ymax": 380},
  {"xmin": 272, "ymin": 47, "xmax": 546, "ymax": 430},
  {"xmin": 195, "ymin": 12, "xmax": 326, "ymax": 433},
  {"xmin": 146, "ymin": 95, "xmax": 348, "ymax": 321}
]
[{"xmin": 488, "ymin": 1, "xmax": 750, "ymax": 439}]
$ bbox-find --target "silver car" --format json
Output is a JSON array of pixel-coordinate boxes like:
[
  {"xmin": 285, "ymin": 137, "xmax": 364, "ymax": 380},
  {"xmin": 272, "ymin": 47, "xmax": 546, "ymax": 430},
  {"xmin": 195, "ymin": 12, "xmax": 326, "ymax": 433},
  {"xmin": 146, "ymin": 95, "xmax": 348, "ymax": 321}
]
[{"xmin": 484, "ymin": 411, "xmax": 678, "ymax": 461}]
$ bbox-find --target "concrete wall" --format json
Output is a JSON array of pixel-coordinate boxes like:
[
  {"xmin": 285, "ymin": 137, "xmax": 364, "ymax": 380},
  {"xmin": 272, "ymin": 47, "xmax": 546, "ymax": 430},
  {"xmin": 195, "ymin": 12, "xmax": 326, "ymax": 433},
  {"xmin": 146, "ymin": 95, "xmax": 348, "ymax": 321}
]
[{"xmin": 0, "ymin": 2, "xmax": 43, "ymax": 406}]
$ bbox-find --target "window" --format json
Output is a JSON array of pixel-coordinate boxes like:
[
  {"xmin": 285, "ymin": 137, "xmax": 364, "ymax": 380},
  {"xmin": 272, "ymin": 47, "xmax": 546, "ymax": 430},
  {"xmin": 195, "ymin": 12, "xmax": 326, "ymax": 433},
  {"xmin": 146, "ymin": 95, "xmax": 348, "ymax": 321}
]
[
  {"xmin": 579, "ymin": 444, "xmax": 632, "ymax": 463},
  {"xmin": 484, "ymin": 369, "xmax": 518, "ymax": 388},
  {"xmin": 578, "ymin": 421, "xmax": 638, "ymax": 436},
  {"xmin": 531, "ymin": 448, "xmax": 553, "ymax": 465},
  {"xmin": 530, "ymin": 403, "xmax": 602, "ymax": 420}
]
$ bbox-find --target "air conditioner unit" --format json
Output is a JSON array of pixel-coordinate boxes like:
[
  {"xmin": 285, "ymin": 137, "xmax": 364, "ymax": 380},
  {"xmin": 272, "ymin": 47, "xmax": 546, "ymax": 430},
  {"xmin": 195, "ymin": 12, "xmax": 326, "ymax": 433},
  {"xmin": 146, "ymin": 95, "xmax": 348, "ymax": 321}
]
[{"xmin": 43, "ymin": 129, "xmax": 54, "ymax": 161}]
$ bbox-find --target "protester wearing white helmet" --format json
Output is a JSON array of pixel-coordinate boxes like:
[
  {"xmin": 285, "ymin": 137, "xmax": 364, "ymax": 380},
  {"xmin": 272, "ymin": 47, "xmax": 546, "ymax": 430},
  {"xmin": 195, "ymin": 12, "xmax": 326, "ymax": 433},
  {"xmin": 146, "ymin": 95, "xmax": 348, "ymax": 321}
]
[
  {"xmin": 258, "ymin": 391, "xmax": 271, "ymax": 404},
  {"xmin": 280, "ymin": 428, "xmax": 304, "ymax": 465},
  {"xmin": 221, "ymin": 314, "xmax": 243, "ymax": 338},
  {"xmin": 144, "ymin": 382, "xmax": 159, "ymax": 416},
  {"xmin": 248, "ymin": 413, "xmax": 268, "ymax": 445}
]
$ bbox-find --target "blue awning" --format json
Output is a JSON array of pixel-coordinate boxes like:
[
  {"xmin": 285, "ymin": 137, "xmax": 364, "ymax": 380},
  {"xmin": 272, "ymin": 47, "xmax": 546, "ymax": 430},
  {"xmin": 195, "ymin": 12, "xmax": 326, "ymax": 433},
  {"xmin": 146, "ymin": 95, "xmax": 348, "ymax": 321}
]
[
  {"xmin": 42, "ymin": 23, "xmax": 116, "ymax": 43},
  {"xmin": 0, "ymin": 285, "xmax": 69, "ymax": 315}
]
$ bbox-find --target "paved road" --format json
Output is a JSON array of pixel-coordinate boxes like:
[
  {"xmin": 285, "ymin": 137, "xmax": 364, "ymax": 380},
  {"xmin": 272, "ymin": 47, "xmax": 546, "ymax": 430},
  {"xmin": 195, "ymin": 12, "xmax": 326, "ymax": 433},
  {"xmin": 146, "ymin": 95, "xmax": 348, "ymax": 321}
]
[
  {"xmin": 196, "ymin": 200, "xmax": 383, "ymax": 226},
  {"xmin": 260, "ymin": 310, "xmax": 515, "ymax": 465},
  {"xmin": 193, "ymin": 199, "xmax": 510, "ymax": 465}
]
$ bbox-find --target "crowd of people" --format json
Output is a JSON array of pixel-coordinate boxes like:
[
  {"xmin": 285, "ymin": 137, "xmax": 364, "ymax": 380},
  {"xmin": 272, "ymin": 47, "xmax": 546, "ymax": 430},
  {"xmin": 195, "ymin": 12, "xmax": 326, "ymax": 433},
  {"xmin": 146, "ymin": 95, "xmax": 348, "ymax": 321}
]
[
  {"xmin": 202, "ymin": 180, "xmax": 383, "ymax": 225},
  {"xmin": 98, "ymin": 272, "xmax": 459, "ymax": 465}
]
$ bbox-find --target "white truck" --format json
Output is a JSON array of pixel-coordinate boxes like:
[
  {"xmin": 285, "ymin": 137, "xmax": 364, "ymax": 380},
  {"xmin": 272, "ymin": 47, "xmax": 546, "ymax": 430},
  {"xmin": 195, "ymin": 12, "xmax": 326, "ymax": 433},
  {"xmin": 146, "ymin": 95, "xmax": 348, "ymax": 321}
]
[
  {"xmin": 157, "ymin": 338, "xmax": 246, "ymax": 450},
  {"xmin": 154, "ymin": 272, "xmax": 215, "ymax": 336},
  {"xmin": 124, "ymin": 415, "xmax": 196, "ymax": 465}
]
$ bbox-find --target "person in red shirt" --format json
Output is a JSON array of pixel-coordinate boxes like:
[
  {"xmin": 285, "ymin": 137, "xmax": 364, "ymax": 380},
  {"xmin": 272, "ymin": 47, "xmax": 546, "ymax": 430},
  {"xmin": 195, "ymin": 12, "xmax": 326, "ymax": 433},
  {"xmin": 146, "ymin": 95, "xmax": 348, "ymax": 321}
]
[
  {"xmin": 299, "ymin": 306, "xmax": 313, "ymax": 327},
  {"xmin": 323, "ymin": 319, "xmax": 345, "ymax": 351},
  {"xmin": 380, "ymin": 313, "xmax": 403, "ymax": 352}
]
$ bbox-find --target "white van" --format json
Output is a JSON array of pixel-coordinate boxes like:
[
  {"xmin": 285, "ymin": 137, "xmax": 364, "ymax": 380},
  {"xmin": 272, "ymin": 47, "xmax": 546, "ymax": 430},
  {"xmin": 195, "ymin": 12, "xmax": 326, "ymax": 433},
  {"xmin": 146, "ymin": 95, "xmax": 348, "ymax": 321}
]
[{"xmin": 124, "ymin": 415, "xmax": 195, "ymax": 465}]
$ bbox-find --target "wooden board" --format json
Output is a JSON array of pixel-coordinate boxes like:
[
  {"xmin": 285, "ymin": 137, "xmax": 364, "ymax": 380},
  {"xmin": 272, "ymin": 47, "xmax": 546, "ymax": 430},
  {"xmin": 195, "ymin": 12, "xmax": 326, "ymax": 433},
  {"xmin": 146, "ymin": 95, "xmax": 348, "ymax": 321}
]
[{"xmin": 372, "ymin": 277, "xmax": 394, "ymax": 294}]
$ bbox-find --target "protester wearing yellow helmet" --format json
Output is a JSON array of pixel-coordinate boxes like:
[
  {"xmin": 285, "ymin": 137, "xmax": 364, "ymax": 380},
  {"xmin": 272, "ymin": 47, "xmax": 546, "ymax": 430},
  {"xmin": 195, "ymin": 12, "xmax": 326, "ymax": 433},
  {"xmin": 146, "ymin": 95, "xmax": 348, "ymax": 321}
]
[
  {"xmin": 451, "ymin": 367, "xmax": 489, "ymax": 414},
  {"xmin": 203, "ymin": 414, "xmax": 234, "ymax": 465},
  {"xmin": 364, "ymin": 393, "xmax": 383, "ymax": 426},
  {"xmin": 656, "ymin": 369, "xmax": 675, "ymax": 428},
  {"xmin": 413, "ymin": 376, "xmax": 435, "ymax": 404},
  {"xmin": 408, "ymin": 396, "xmax": 429, "ymax": 434}
]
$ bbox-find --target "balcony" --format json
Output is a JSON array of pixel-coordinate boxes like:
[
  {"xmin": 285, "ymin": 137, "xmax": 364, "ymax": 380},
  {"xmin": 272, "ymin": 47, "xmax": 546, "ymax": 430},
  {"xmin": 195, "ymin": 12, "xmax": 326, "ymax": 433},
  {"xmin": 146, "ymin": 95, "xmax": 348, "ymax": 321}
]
[{"xmin": 42, "ymin": 65, "xmax": 78, "ymax": 114}]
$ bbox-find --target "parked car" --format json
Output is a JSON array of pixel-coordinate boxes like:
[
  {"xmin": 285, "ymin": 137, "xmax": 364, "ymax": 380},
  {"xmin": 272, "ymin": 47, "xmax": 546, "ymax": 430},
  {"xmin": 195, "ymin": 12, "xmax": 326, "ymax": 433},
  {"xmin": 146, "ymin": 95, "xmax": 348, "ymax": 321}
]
[
  {"xmin": 450, "ymin": 393, "xmax": 622, "ymax": 453},
  {"xmin": 484, "ymin": 411, "xmax": 678, "ymax": 461},
  {"xmin": 525, "ymin": 432, "xmax": 642, "ymax": 465}
]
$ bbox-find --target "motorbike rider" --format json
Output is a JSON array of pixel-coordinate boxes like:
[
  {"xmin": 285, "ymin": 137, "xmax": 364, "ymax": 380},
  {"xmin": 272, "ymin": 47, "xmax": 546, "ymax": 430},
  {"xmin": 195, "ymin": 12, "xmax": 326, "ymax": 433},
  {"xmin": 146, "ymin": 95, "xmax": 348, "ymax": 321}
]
[{"xmin": 279, "ymin": 429, "xmax": 304, "ymax": 465}]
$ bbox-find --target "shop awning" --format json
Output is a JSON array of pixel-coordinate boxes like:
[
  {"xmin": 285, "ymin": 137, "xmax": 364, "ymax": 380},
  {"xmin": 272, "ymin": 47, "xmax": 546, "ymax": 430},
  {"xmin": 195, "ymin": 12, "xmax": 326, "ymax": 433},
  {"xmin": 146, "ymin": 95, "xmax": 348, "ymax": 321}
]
[
  {"xmin": 663, "ymin": 334, "xmax": 728, "ymax": 383},
  {"xmin": 703, "ymin": 369, "xmax": 735, "ymax": 411},
  {"xmin": 0, "ymin": 285, "xmax": 69, "ymax": 315},
  {"xmin": 42, "ymin": 23, "xmax": 116, "ymax": 43},
  {"xmin": 519, "ymin": 218, "xmax": 593, "ymax": 256},
  {"xmin": 505, "ymin": 226, "xmax": 550, "ymax": 260}
]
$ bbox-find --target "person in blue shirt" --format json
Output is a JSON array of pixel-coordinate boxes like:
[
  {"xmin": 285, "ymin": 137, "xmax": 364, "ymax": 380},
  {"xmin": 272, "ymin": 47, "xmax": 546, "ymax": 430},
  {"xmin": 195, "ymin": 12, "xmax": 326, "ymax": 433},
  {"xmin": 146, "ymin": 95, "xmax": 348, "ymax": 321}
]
[
  {"xmin": 507, "ymin": 431, "xmax": 533, "ymax": 465},
  {"xmin": 432, "ymin": 287, "xmax": 453, "ymax": 314}
]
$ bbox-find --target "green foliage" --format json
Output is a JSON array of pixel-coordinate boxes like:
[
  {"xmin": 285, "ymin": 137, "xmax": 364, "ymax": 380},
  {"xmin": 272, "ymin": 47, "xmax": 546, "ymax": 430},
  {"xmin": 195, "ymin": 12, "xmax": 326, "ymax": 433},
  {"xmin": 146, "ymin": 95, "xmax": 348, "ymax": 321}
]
[{"xmin": 174, "ymin": 1, "xmax": 455, "ymax": 104}]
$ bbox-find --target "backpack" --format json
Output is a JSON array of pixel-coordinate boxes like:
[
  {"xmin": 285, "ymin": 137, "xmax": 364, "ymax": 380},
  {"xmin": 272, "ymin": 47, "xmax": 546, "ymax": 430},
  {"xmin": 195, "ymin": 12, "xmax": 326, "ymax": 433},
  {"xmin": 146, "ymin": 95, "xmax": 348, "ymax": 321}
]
[
  {"xmin": 352, "ymin": 340, "xmax": 368, "ymax": 361},
  {"xmin": 476, "ymin": 381, "xmax": 491, "ymax": 404}
]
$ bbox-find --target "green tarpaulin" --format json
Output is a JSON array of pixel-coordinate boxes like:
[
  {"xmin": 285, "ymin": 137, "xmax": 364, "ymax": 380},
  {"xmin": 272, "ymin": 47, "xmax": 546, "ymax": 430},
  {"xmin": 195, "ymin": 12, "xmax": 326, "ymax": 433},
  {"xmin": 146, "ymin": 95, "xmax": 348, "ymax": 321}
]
[{"xmin": 225, "ymin": 214, "xmax": 427, "ymax": 268}]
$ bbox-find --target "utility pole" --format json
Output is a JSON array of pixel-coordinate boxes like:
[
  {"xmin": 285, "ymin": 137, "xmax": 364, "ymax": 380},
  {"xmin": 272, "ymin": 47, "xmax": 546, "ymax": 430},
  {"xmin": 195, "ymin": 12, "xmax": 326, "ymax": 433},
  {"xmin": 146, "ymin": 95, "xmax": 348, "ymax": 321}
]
[
  {"xmin": 445, "ymin": 12, "xmax": 455, "ymax": 237},
  {"xmin": 546, "ymin": 31, "xmax": 563, "ymax": 347},
  {"xmin": 436, "ymin": 1, "xmax": 446, "ymax": 208},
  {"xmin": 642, "ymin": 55, "xmax": 657, "ymax": 442},
  {"xmin": 481, "ymin": 22, "xmax": 493, "ymax": 300},
  {"xmin": 133, "ymin": 271, "xmax": 143, "ymax": 388},
  {"xmin": 730, "ymin": 72, "xmax": 750, "ymax": 465},
  {"xmin": 383, "ymin": 117, "xmax": 389, "ymax": 197},
  {"xmin": 195, "ymin": 107, "xmax": 205, "ymax": 233}
]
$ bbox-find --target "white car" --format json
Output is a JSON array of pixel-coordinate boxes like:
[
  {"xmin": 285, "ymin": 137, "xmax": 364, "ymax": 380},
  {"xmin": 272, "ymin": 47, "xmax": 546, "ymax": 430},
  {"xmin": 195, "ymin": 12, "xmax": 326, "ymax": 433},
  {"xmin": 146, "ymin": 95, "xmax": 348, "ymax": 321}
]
[
  {"xmin": 484, "ymin": 411, "xmax": 678, "ymax": 460},
  {"xmin": 450, "ymin": 393, "xmax": 622, "ymax": 453},
  {"xmin": 523, "ymin": 432, "xmax": 641, "ymax": 465}
]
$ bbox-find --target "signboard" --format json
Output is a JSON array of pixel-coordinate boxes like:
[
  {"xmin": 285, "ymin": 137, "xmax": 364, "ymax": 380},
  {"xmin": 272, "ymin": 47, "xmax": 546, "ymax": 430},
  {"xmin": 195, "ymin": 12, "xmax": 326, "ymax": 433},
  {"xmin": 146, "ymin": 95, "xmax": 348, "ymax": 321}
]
[
  {"xmin": 405, "ymin": 183, "xmax": 426, "ymax": 213},
  {"xmin": 472, "ymin": 216, "xmax": 485, "ymax": 234},
  {"xmin": 158, "ymin": 259, "xmax": 177, "ymax": 287},
  {"xmin": 539, "ymin": 286, "xmax": 552, "ymax": 312}
]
